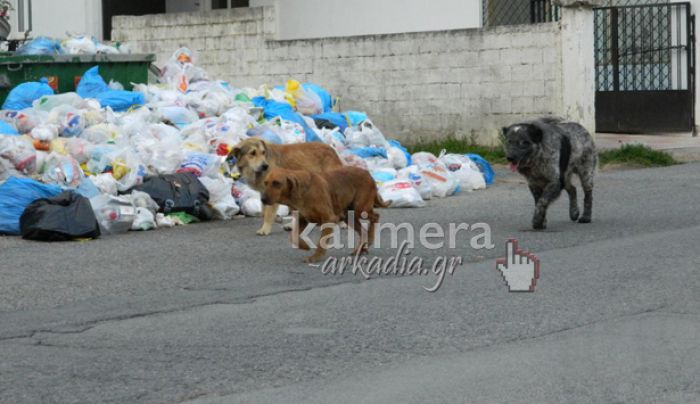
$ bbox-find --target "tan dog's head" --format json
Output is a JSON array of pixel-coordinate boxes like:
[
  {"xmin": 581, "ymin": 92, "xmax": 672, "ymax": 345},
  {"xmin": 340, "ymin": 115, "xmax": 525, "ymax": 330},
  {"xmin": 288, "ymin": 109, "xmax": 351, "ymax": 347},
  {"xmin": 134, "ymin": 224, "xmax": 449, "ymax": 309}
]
[
  {"xmin": 261, "ymin": 167, "xmax": 298, "ymax": 206},
  {"xmin": 230, "ymin": 138, "xmax": 270, "ymax": 181}
]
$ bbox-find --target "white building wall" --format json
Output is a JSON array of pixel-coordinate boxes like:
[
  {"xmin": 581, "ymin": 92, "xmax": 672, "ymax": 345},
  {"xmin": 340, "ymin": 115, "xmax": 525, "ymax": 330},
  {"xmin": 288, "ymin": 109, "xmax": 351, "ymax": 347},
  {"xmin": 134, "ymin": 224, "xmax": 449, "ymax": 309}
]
[
  {"xmin": 251, "ymin": 0, "xmax": 481, "ymax": 40},
  {"xmin": 8, "ymin": 0, "xmax": 102, "ymax": 40},
  {"xmin": 113, "ymin": 7, "xmax": 564, "ymax": 144}
]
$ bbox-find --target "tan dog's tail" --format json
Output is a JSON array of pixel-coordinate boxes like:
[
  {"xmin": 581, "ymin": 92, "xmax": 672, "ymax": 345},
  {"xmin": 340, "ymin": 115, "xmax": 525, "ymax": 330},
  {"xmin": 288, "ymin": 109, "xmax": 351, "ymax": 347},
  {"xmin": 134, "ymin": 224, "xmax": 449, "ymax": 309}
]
[{"xmin": 375, "ymin": 194, "xmax": 392, "ymax": 208}]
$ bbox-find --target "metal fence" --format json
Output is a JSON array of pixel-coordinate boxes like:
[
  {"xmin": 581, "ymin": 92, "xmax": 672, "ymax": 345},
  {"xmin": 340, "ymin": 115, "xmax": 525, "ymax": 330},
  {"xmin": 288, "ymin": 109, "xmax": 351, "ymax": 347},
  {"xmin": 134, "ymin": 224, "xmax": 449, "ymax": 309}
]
[
  {"xmin": 482, "ymin": 0, "xmax": 560, "ymax": 27},
  {"xmin": 594, "ymin": 0, "xmax": 691, "ymax": 92}
]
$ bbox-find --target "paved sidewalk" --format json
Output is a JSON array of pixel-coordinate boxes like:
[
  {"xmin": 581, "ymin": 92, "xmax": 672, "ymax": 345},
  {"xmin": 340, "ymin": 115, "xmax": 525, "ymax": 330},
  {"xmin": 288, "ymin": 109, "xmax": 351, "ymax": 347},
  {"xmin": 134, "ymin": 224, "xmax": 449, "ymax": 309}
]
[{"xmin": 596, "ymin": 132, "xmax": 700, "ymax": 161}]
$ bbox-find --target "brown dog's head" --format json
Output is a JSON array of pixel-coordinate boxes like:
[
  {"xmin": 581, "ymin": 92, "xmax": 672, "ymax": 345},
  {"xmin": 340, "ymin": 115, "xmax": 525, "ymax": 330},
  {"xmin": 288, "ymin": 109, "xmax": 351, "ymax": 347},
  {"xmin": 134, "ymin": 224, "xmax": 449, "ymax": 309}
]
[
  {"xmin": 261, "ymin": 167, "xmax": 299, "ymax": 206},
  {"xmin": 230, "ymin": 138, "xmax": 270, "ymax": 181}
]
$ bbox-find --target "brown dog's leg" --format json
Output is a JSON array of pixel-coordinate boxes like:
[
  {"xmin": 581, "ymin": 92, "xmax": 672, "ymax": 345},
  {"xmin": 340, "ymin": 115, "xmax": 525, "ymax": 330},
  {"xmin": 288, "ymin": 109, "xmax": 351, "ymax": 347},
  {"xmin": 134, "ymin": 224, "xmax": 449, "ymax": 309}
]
[
  {"xmin": 290, "ymin": 216, "xmax": 310, "ymax": 250},
  {"xmin": 305, "ymin": 225, "xmax": 333, "ymax": 263},
  {"xmin": 350, "ymin": 212, "xmax": 369, "ymax": 256},
  {"xmin": 257, "ymin": 204, "xmax": 278, "ymax": 236}
]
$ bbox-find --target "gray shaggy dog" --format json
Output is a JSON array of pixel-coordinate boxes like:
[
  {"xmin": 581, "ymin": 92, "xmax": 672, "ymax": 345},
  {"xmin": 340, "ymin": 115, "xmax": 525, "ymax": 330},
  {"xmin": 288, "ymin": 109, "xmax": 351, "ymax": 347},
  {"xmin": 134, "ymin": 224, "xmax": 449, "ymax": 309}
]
[{"xmin": 502, "ymin": 117, "xmax": 597, "ymax": 230}]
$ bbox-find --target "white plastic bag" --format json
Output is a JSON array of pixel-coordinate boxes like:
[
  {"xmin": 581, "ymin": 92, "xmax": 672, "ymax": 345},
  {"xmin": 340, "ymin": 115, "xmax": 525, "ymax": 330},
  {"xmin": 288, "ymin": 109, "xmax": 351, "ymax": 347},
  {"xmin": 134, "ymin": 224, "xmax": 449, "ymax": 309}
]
[
  {"xmin": 234, "ymin": 182, "xmax": 263, "ymax": 217},
  {"xmin": 397, "ymin": 166, "xmax": 432, "ymax": 200},
  {"xmin": 91, "ymin": 173, "xmax": 119, "ymax": 195},
  {"xmin": 379, "ymin": 179, "xmax": 426, "ymax": 208},
  {"xmin": 64, "ymin": 35, "xmax": 97, "ymax": 54},
  {"xmin": 131, "ymin": 207, "xmax": 156, "ymax": 231},
  {"xmin": 388, "ymin": 146, "xmax": 408, "ymax": 169},
  {"xmin": 199, "ymin": 175, "xmax": 240, "ymax": 220},
  {"xmin": 412, "ymin": 151, "xmax": 439, "ymax": 166},
  {"xmin": 420, "ymin": 163, "xmax": 459, "ymax": 198},
  {"xmin": 438, "ymin": 152, "xmax": 486, "ymax": 191},
  {"xmin": 345, "ymin": 120, "xmax": 388, "ymax": 149}
]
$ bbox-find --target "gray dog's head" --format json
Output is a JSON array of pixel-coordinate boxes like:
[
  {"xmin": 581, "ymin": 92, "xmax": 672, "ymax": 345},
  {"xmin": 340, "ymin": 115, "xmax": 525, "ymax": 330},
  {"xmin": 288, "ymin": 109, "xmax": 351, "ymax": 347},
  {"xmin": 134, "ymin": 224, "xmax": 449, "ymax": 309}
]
[{"xmin": 502, "ymin": 123, "xmax": 543, "ymax": 172}]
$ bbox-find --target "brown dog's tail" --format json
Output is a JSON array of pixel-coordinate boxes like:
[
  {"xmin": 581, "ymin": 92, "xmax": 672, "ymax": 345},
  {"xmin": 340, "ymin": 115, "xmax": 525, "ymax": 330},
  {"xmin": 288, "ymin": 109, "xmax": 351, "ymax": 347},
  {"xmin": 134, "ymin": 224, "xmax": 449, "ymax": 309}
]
[{"xmin": 375, "ymin": 193, "xmax": 392, "ymax": 208}]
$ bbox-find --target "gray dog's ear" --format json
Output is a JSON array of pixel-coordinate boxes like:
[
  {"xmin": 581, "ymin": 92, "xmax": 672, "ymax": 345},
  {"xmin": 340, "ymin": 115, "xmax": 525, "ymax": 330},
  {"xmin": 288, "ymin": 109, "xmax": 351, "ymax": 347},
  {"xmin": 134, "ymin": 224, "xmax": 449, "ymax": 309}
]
[
  {"xmin": 502, "ymin": 127, "xmax": 509, "ymax": 136},
  {"xmin": 528, "ymin": 125, "xmax": 544, "ymax": 144}
]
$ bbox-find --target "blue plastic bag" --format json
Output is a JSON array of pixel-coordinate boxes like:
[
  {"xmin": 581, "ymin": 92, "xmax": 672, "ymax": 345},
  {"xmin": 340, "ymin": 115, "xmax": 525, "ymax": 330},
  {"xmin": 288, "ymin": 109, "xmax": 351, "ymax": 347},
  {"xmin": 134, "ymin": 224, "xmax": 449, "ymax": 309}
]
[
  {"xmin": 347, "ymin": 147, "xmax": 388, "ymax": 159},
  {"xmin": 0, "ymin": 177, "xmax": 63, "ymax": 235},
  {"xmin": 76, "ymin": 66, "xmax": 110, "ymax": 99},
  {"xmin": 0, "ymin": 121, "xmax": 19, "ymax": 135},
  {"xmin": 2, "ymin": 78, "xmax": 55, "ymax": 111},
  {"xmin": 466, "ymin": 153, "xmax": 495, "ymax": 185},
  {"xmin": 344, "ymin": 111, "xmax": 368, "ymax": 127},
  {"xmin": 311, "ymin": 112, "xmax": 348, "ymax": 132},
  {"xmin": 303, "ymin": 83, "xmax": 333, "ymax": 113},
  {"xmin": 77, "ymin": 66, "xmax": 144, "ymax": 111},
  {"xmin": 247, "ymin": 126, "xmax": 283, "ymax": 144},
  {"xmin": 387, "ymin": 140, "xmax": 412, "ymax": 167},
  {"xmin": 95, "ymin": 90, "xmax": 145, "ymax": 112},
  {"xmin": 16, "ymin": 37, "xmax": 64, "ymax": 55},
  {"xmin": 252, "ymin": 97, "xmax": 321, "ymax": 143}
]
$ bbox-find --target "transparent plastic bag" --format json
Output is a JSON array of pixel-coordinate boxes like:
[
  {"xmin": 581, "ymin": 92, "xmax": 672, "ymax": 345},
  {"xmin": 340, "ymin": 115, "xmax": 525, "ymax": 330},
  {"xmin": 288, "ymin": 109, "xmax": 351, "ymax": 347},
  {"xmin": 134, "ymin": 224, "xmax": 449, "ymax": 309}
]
[
  {"xmin": 42, "ymin": 152, "xmax": 83, "ymax": 187},
  {"xmin": 89, "ymin": 194, "xmax": 136, "ymax": 234},
  {"xmin": 0, "ymin": 135, "xmax": 36, "ymax": 175}
]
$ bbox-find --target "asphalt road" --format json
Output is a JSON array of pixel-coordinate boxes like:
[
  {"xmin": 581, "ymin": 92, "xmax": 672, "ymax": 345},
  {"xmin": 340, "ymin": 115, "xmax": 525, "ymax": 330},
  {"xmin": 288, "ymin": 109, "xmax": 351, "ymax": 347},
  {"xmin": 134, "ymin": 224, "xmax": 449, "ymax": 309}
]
[{"xmin": 1, "ymin": 163, "xmax": 699, "ymax": 403}]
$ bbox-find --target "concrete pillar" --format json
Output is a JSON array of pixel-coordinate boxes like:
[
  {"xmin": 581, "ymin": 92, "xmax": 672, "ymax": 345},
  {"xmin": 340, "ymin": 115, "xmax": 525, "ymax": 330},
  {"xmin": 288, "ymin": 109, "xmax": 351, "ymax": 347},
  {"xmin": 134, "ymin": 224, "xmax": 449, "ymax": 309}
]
[{"xmin": 554, "ymin": 0, "xmax": 603, "ymax": 135}]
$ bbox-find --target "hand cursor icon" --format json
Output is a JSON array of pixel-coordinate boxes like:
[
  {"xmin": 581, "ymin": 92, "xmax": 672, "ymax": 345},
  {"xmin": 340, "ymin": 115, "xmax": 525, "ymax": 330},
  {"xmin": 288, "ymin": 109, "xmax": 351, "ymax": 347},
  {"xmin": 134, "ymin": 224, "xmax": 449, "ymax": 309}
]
[{"xmin": 496, "ymin": 239, "xmax": 540, "ymax": 292}]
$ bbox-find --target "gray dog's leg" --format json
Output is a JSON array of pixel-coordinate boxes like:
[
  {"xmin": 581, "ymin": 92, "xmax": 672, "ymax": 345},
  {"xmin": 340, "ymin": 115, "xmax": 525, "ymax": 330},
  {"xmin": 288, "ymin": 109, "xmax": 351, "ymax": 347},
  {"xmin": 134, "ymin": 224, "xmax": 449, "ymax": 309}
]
[
  {"xmin": 528, "ymin": 184, "xmax": 544, "ymax": 204},
  {"xmin": 564, "ymin": 180, "xmax": 580, "ymax": 221},
  {"xmin": 532, "ymin": 182, "xmax": 562, "ymax": 230},
  {"xmin": 578, "ymin": 174, "xmax": 593, "ymax": 223}
]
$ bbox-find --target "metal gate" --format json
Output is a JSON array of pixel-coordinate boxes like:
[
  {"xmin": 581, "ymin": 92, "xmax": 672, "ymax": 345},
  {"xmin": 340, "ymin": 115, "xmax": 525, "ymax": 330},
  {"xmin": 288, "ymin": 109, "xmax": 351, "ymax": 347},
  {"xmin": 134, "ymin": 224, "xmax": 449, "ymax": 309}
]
[{"xmin": 595, "ymin": 2, "xmax": 695, "ymax": 133}]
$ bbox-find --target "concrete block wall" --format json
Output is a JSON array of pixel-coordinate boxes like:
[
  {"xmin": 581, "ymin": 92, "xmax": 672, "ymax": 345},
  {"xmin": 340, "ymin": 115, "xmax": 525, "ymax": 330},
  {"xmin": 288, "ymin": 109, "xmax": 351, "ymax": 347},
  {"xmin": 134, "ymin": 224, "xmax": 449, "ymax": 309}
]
[{"xmin": 113, "ymin": 7, "xmax": 563, "ymax": 145}]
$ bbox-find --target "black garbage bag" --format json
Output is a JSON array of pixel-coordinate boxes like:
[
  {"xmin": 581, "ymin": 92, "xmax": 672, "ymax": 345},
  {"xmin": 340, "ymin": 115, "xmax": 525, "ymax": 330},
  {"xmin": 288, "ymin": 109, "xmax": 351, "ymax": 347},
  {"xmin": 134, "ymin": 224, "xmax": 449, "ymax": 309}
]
[
  {"xmin": 128, "ymin": 172, "xmax": 213, "ymax": 221},
  {"xmin": 20, "ymin": 191, "xmax": 101, "ymax": 241},
  {"xmin": 313, "ymin": 118, "xmax": 338, "ymax": 130}
]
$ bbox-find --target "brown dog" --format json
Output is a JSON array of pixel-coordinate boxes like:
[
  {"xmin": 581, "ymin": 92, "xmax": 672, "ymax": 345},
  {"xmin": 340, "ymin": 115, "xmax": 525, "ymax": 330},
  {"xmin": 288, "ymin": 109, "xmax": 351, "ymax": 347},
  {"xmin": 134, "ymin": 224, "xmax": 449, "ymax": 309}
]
[
  {"xmin": 230, "ymin": 138, "xmax": 343, "ymax": 236},
  {"xmin": 262, "ymin": 166, "xmax": 390, "ymax": 263}
]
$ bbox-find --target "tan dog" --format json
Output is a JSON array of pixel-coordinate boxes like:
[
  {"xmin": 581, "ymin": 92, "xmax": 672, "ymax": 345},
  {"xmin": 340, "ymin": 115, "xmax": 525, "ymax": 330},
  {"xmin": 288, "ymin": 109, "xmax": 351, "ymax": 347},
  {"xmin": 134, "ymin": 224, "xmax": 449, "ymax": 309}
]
[
  {"xmin": 230, "ymin": 138, "xmax": 343, "ymax": 236},
  {"xmin": 262, "ymin": 166, "xmax": 390, "ymax": 263}
]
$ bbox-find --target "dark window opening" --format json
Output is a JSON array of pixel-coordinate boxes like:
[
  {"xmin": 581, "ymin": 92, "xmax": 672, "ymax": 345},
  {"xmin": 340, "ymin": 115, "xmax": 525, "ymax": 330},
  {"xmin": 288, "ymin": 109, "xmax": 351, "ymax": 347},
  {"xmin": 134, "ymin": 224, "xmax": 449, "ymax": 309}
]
[
  {"xmin": 212, "ymin": 0, "xmax": 250, "ymax": 9},
  {"xmin": 102, "ymin": 0, "xmax": 166, "ymax": 40}
]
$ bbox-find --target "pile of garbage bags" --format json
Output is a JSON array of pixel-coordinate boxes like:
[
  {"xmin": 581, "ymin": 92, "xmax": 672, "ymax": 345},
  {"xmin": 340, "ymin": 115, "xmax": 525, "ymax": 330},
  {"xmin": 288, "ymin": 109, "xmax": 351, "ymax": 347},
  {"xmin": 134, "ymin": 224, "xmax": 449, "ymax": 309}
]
[
  {"xmin": 0, "ymin": 47, "xmax": 493, "ymax": 240},
  {"xmin": 15, "ymin": 35, "xmax": 130, "ymax": 56}
]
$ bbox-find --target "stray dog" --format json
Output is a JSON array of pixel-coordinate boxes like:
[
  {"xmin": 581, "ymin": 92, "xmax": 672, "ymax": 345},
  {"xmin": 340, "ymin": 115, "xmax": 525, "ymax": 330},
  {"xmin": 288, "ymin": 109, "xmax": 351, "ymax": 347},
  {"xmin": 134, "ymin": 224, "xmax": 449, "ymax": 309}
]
[
  {"xmin": 261, "ymin": 166, "xmax": 390, "ymax": 263},
  {"xmin": 502, "ymin": 117, "xmax": 597, "ymax": 230},
  {"xmin": 230, "ymin": 138, "xmax": 343, "ymax": 236}
]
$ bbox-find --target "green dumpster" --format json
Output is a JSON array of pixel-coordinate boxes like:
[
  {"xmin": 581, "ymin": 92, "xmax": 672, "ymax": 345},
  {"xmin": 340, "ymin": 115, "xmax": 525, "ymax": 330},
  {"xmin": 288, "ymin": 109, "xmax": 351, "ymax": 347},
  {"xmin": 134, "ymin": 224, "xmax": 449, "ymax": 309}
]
[{"xmin": 0, "ymin": 53, "xmax": 155, "ymax": 106}]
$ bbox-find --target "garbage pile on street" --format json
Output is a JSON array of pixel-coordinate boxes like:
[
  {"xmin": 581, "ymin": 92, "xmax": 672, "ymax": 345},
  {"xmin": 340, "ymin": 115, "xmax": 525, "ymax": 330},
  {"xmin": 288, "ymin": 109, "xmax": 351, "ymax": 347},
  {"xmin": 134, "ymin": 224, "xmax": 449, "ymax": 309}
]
[{"xmin": 0, "ymin": 48, "xmax": 494, "ymax": 241}]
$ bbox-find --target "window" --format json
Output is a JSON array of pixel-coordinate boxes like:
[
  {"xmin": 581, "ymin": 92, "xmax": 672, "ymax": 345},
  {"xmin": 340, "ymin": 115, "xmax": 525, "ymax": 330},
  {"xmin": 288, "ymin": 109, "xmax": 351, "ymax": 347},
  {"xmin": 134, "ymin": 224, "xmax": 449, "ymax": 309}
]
[{"xmin": 212, "ymin": 0, "xmax": 249, "ymax": 9}]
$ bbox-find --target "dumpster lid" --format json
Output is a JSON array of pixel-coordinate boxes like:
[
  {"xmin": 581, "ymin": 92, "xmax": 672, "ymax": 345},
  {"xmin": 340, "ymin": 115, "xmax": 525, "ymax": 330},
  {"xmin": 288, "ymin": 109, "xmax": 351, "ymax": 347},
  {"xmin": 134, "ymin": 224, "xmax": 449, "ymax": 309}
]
[{"xmin": 0, "ymin": 54, "xmax": 156, "ymax": 64}]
